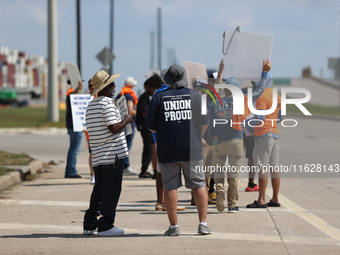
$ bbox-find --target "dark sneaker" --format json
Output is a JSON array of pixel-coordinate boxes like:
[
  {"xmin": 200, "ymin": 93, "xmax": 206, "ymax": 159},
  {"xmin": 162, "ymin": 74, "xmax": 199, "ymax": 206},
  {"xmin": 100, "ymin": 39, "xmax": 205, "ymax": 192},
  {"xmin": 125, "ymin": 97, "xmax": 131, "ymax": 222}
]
[
  {"xmin": 198, "ymin": 224, "xmax": 213, "ymax": 235},
  {"xmin": 228, "ymin": 206, "xmax": 240, "ymax": 213},
  {"xmin": 164, "ymin": 227, "xmax": 180, "ymax": 236},
  {"xmin": 65, "ymin": 174, "xmax": 82, "ymax": 178}
]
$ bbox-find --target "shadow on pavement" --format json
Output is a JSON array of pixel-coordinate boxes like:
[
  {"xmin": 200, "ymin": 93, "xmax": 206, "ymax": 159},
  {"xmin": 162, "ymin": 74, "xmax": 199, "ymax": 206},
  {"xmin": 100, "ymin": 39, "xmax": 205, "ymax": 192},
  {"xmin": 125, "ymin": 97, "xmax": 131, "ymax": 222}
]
[{"xmin": 0, "ymin": 233, "xmax": 163, "ymax": 238}]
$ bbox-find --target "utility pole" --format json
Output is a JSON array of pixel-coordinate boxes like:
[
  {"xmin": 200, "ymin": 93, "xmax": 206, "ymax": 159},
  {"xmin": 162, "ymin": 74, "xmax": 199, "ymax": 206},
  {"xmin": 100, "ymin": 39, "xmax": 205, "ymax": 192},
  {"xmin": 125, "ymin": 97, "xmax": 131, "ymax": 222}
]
[
  {"xmin": 47, "ymin": 0, "xmax": 59, "ymax": 122},
  {"xmin": 77, "ymin": 0, "xmax": 81, "ymax": 75},
  {"xmin": 150, "ymin": 31, "xmax": 155, "ymax": 70},
  {"xmin": 110, "ymin": 0, "xmax": 114, "ymax": 75},
  {"xmin": 338, "ymin": 12, "xmax": 340, "ymax": 108},
  {"xmin": 157, "ymin": 7, "xmax": 162, "ymax": 70}
]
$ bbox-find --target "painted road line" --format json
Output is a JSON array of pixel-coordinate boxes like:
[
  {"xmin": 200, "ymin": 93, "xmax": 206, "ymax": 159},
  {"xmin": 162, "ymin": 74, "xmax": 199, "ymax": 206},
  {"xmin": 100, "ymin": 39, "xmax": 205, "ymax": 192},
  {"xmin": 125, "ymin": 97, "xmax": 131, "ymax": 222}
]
[
  {"xmin": 0, "ymin": 223, "xmax": 337, "ymax": 246},
  {"xmin": 266, "ymin": 187, "xmax": 340, "ymax": 241}
]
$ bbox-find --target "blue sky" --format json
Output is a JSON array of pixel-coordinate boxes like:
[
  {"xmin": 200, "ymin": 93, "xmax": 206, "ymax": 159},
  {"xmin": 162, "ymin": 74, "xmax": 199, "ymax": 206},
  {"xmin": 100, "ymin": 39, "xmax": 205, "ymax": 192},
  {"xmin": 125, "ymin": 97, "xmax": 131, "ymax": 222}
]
[{"xmin": 1, "ymin": 0, "xmax": 339, "ymax": 94}]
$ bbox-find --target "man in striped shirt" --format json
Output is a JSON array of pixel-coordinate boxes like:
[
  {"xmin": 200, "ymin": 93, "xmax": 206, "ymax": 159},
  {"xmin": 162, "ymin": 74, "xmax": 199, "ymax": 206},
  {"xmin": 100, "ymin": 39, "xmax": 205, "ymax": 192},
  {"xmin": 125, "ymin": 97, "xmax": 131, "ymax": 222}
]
[{"xmin": 83, "ymin": 70, "xmax": 133, "ymax": 237}]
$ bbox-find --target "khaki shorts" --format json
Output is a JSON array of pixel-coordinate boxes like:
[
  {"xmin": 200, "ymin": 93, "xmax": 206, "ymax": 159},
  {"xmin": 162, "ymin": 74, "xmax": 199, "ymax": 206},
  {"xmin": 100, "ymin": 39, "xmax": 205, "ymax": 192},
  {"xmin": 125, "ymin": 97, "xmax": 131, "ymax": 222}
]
[
  {"xmin": 159, "ymin": 160, "xmax": 206, "ymax": 190},
  {"xmin": 253, "ymin": 136, "xmax": 280, "ymax": 168},
  {"xmin": 202, "ymin": 145, "xmax": 214, "ymax": 179}
]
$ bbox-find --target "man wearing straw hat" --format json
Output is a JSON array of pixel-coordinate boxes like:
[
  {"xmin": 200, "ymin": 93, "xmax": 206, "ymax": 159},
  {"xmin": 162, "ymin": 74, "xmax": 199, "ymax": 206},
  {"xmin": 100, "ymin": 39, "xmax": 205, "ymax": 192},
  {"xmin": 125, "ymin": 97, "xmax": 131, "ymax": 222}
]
[{"xmin": 83, "ymin": 70, "xmax": 133, "ymax": 236}]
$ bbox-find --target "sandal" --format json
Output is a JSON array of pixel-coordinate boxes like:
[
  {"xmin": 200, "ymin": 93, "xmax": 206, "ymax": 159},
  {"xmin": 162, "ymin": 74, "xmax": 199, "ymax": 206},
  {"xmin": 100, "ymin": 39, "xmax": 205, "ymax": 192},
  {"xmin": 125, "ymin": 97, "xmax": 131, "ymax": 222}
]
[
  {"xmin": 246, "ymin": 200, "xmax": 267, "ymax": 208},
  {"xmin": 139, "ymin": 172, "xmax": 152, "ymax": 178},
  {"xmin": 155, "ymin": 204, "xmax": 164, "ymax": 210},
  {"xmin": 267, "ymin": 199, "xmax": 281, "ymax": 207}
]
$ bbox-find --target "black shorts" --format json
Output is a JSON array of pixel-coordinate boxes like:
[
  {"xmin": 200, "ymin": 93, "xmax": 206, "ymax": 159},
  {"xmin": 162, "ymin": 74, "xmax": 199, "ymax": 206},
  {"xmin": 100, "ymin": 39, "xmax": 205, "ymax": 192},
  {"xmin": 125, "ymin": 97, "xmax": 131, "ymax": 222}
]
[{"xmin": 243, "ymin": 133, "xmax": 255, "ymax": 159}]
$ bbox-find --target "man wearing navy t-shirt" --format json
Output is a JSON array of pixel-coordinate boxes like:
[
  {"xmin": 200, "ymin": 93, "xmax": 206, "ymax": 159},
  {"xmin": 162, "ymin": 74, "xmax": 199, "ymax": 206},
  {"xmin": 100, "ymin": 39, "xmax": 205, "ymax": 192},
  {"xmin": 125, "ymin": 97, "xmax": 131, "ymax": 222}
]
[{"xmin": 146, "ymin": 64, "xmax": 213, "ymax": 236}]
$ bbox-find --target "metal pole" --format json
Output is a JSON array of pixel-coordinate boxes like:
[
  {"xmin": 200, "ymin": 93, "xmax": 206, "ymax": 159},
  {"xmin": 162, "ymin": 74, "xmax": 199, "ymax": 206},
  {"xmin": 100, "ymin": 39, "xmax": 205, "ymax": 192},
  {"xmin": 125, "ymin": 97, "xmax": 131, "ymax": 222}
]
[
  {"xmin": 110, "ymin": 0, "xmax": 114, "ymax": 75},
  {"xmin": 157, "ymin": 7, "xmax": 162, "ymax": 70},
  {"xmin": 339, "ymin": 13, "xmax": 340, "ymax": 108},
  {"xmin": 150, "ymin": 31, "xmax": 155, "ymax": 70},
  {"xmin": 47, "ymin": 0, "xmax": 59, "ymax": 122},
  {"xmin": 77, "ymin": 0, "xmax": 81, "ymax": 75}
]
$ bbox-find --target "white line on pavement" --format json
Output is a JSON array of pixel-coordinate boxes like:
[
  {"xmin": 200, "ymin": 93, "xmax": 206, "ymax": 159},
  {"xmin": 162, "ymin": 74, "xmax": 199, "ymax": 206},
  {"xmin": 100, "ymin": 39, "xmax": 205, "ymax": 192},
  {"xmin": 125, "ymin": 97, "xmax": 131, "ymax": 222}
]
[{"xmin": 266, "ymin": 187, "xmax": 340, "ymax": 241}]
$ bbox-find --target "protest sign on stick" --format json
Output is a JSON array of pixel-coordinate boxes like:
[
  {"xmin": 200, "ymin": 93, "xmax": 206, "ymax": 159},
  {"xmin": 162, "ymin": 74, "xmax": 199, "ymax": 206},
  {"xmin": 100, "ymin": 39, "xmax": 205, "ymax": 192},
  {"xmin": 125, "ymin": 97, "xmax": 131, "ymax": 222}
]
[
  {"xmin": 222, "ymin": 27, "xmax": 273, "ymax": 82},
  {"xmin": 183, "ymin": 61, "xmax": 208, "ymax": 88},
  {"xmin": 66, "ymin": 61, "xmax": 83, "ymax": 93}
]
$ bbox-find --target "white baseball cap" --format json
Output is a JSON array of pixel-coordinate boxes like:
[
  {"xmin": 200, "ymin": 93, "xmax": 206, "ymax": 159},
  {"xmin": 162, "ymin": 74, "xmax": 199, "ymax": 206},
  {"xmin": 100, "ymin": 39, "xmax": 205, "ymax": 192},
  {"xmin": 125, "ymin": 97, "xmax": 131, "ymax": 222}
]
[{"xmin": 124, "ymin": 77, "xmax": 137, "ymax": 86}]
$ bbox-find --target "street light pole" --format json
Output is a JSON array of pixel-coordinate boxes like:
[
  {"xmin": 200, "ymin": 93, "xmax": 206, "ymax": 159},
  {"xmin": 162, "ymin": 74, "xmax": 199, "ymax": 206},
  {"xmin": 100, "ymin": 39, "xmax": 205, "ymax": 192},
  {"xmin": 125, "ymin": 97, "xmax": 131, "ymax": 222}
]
[
  {"xmin": 339, "ymin": 12, "xmax": 340, "ymax": 108},
  {"xmin": 77, "ymin": 0, "xmax": 81, "ymax": 75},
  {"xmin": 47, "ymin": 0, "xmax": 59, "ymax": 122},
  {"xmin": 109, "ymin": 0, "xmax": 114, "ymax": 75}
]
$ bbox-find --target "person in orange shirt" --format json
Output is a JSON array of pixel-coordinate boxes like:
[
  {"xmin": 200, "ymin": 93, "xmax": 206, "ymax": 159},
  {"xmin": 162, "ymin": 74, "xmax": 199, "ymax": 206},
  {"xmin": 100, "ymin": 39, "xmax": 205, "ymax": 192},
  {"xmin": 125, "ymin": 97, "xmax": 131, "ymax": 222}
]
[{"xmin": 246, "ymin": 81, "xmax": 282, "ymax": 208}]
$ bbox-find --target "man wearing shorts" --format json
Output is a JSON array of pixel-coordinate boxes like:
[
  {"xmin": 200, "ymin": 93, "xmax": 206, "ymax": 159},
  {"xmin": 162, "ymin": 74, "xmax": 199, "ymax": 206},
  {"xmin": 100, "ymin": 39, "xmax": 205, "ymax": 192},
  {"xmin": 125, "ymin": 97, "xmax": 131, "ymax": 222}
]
[
  {"xmin": 208, "ymin": 59, "xmax": 272, "ymax": 213},
  {"xmin": 246, "ymin": 79, "xmax": 282, "ymax": 208},
  {"xmin": 146, "ymin": 64, "xmax": 212, "ymax": 236}
]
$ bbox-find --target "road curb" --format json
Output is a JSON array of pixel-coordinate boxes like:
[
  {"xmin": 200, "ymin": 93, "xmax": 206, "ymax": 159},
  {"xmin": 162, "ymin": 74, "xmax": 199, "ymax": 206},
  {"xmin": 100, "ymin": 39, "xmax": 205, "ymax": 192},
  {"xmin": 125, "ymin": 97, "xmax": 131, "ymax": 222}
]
[
  {"xmin": 28, "ymin": 159, "xmax": 43, "ymax": 175},
  {"xmin": 0, "ymin": 159, "xmax": 43, "ymax": 191},
  {"xmin": 0, "ymin": 171, "xmax": 21, "ymax": 191}
]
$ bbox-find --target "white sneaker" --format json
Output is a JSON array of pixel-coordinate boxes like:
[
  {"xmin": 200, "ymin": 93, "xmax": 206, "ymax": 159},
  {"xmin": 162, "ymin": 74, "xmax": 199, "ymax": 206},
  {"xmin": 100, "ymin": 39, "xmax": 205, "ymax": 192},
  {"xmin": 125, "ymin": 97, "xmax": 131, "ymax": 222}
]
[
  {"xmin": 123, "ymin": 167, "xmax": 137, "ymax": 175},
  {"xmin": 90, "ymin": 175, "xmax": 95, "ymax": 185},
  {"xmin": 97, "ymin": 226, "xmax": 124, "ymax": 236}
]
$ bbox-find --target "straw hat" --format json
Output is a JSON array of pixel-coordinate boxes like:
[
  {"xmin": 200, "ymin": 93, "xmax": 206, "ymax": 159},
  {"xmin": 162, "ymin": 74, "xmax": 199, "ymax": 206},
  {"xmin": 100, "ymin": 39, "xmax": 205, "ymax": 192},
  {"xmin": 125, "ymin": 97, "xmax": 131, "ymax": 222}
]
[{"xmin": 90, "ymin": 70, "xmax": 120, "ymax": 96}]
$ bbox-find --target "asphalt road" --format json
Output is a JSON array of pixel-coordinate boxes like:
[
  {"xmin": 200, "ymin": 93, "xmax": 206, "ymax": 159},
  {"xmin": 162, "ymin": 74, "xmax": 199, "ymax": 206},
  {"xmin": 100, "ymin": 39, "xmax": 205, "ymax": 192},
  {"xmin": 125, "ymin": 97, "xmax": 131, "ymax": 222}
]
[{"xmin": 0, "ymin": 117, "xmax": 339, "ymax": 254}]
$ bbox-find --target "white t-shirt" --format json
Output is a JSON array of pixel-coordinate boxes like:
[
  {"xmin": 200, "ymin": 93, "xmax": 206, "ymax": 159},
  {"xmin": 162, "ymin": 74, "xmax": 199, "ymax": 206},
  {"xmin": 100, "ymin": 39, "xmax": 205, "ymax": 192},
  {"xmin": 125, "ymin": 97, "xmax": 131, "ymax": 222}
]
[{"xmin": 85, "ymin": 96, "xmax": 128, "ymax": 167}]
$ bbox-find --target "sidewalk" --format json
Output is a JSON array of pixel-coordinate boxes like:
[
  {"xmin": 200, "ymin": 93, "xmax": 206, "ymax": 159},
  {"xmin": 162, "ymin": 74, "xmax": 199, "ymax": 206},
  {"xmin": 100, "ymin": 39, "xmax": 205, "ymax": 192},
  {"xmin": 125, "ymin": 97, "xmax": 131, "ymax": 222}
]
[{"xmin": 0, "ymin": 130, "xmax": 339, "ymax": 254}]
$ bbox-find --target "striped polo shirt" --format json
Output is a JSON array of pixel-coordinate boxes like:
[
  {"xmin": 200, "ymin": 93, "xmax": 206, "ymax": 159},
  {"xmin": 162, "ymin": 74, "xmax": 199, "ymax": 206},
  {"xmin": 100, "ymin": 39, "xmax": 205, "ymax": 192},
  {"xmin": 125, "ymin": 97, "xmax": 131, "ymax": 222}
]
[{"xmin": 85, "ymin": 96, "xmax": 128, "ymax": 167}]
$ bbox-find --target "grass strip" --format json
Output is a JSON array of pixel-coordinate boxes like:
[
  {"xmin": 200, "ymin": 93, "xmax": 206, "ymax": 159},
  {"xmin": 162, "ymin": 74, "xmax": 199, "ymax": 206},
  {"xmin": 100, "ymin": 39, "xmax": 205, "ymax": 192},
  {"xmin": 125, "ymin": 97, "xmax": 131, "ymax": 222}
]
[
  {"xmin": 0, "ymin": 107, "xmax": 66, "ymax": 128},
  {"xmin": 0, "ymin": 151, "xmax": 33, "ymax": 165}
]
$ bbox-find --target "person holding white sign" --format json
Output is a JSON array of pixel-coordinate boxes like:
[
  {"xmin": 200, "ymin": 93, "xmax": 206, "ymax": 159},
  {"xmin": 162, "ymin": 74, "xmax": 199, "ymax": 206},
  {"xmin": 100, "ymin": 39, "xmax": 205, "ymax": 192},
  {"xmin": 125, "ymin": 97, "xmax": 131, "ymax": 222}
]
[
  {"xmin": 208, "ymin": 59, "xmax": 271, "ymax": 213},
  {"xmin": 65, "ymin": 80, "xmax": 84, "ymax": 178},
  {"xmin": 83, "ymin": 70, "xmax": 133, "ymax": 236}
]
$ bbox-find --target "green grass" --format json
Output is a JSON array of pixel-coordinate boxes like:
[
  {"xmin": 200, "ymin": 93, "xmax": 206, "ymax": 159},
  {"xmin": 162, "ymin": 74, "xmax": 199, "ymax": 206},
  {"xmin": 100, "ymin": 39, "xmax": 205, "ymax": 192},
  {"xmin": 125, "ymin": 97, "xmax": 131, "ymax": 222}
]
[
  {"xmin": 0, "ymin": 151, "xmax": 33, "ymax": 165},
  {"xmin": 286, "ymin": 103, "xmax": 340, "ymax": 116},
  {"xmin": 0, "ymin": 166, "xmax": 13, "ymax": 177},
  {"xmin": 0, "ymin": 107, "xmax": 66, "ymax": 128}
]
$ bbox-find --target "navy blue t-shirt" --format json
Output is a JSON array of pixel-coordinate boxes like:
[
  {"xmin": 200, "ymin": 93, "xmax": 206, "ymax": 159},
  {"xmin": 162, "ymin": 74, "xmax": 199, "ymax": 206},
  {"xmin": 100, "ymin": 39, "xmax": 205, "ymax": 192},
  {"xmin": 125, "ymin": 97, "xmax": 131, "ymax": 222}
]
[
  {"xmin": 146, "ymin": 87, "xmax": 209, "ymax": 163},
  {"xmin": 116, "ymin": 93, "xmax": 136, "ymax": 130}
]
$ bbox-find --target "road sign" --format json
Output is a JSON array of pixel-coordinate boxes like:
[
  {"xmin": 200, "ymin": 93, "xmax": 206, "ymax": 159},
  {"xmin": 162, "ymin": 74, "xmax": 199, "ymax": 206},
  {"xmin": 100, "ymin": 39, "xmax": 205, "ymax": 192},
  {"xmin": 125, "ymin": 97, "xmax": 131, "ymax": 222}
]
[{"xmin": 96, "ymin": 47, "xmax": 115, "ymax": 67}]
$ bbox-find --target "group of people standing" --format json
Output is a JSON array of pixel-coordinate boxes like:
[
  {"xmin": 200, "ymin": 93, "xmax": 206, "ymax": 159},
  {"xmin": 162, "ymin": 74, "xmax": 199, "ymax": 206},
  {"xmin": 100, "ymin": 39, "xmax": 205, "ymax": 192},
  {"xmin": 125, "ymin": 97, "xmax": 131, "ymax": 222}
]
[{"xmin": 64, "ymin": 57, "xmax": 282, "ymax": 237}]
